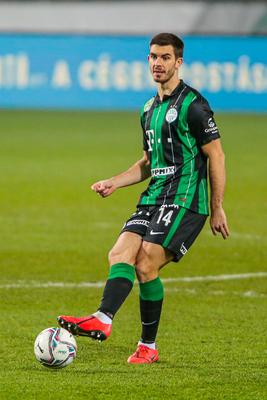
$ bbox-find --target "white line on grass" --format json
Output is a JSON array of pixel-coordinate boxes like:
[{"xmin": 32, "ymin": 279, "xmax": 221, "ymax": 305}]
[
  {"xmin": 161, "ymin": 272, "xmax": 267, "ymax": 283},
  {"xmin": 204, "ymin": 231, "xmax": 265, "ymax": 241},
  {"xmin": 1, "ymin": 272, "xmax": 267, "ymax": 289},
  {"xmin": 165, "ymin": 288, "xmax": 267, "ymax": 298}
]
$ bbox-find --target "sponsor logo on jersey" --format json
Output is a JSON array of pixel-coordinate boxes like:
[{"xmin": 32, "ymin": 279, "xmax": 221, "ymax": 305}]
[
  {"xmin": 166, "ymin": 108, "xmax": 178, "ymax": 123},
  {"xmin": 151, "ymin": 166, "xmax": 175, "ymax": 177},
  {"xmin": 208, "ymin": 117, "xmax": 215, "ymax": 128},
  {"xmin": 204, "ymin": 117, "xmax": 218, "ymax": 133},
  {"xmin": 126, "ymin": 219, "xmax": 149, "ymax": 227},
  {"xmin": 180, "ymin": 242, "xmax": 188, "ymax": 255},
  {"xmin": 145, "ymin": 129, "xmax": 154, "ymax": 152}
]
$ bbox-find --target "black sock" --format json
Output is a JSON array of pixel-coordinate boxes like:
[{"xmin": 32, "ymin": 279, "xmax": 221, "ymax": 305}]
[
  {"xmin": 139, "ymin": 278, "xmax": 164, "ymax": 344},
  {"xmin": 98, "ymin": 263, "xmax": 135, "ymax": 319},
  {"xmin": 140, "ymin": 298, "xmax": 163, "ymax": 343}
]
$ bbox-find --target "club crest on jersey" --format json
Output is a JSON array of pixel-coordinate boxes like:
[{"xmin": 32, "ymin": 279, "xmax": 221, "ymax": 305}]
[{"xmin": 166, "ymin": 108, "xmax": 178, "ymax": 123}]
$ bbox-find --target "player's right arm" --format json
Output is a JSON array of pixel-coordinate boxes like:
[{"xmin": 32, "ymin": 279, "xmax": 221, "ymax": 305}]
[{"xmin": 91, "ymin": 151, "xmax": 151, "ymax": 198}]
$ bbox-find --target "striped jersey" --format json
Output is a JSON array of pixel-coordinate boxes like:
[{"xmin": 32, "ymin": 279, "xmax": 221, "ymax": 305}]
[{"xmin": 138, "ymin": 80, "xmax": 220, "ymax": 215}]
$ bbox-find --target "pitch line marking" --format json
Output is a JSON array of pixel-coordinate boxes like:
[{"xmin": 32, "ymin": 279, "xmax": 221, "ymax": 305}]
[
  {"xmin": 165, "ymin": 288, "xmax": 267, "ymax": 298},
  {"xmin": 0, "ymin": 272, "xmax": 267, "ymax": 289},
  {"xmin": 161, "ymin": 272, "xmax": 267, "ymax": 283},
  {"xmin": 204, "ymin": 231, "xmax": 265, "ymax": 241}
]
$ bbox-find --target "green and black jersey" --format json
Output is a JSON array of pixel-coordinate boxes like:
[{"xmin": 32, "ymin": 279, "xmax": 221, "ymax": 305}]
[{"xmin": 138, "ymin": 80, "xmax": 220, "ymax": 215}]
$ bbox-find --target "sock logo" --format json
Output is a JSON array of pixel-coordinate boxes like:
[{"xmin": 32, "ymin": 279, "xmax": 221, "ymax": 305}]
[{"xmin": 142, "ymin": 320, "xmax": 157, "ymax": 326}]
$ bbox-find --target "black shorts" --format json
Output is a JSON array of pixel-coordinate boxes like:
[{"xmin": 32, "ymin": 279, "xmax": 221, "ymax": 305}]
[{"xmin": 120, "ymin": 205, "xmax": 207, "ymax": 262}]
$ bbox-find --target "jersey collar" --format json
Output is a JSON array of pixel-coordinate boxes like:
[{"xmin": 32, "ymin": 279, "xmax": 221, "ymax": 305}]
[{"xmin": 155, "ymin": 79, "xmax": 185, "ymax": 103}]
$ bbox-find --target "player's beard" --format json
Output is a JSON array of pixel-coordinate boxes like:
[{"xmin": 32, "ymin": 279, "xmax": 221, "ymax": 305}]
[{"xmin": 152, "ymin": 66, "xmax": 176, "ymax": 84}]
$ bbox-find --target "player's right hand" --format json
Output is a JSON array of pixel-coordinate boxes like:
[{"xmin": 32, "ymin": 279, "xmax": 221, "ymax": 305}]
[{"xmin": 91, "ymin": 179, "xmax": 116, "ymax": 198}]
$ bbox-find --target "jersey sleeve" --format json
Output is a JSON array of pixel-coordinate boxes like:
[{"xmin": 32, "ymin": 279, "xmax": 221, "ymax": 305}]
[{"xmin": 187, "ymin": 96, "xmax": 220, "ymax": 146}]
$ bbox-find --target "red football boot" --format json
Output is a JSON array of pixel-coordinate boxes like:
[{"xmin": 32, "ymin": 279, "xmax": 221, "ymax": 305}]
[
  {"xmin": 127, "ymin": 344, "xmax": 159, "ymax": 364},
  {"xmin": 57, "ymin": 315, "xmax": 112, "ymax": 341}
]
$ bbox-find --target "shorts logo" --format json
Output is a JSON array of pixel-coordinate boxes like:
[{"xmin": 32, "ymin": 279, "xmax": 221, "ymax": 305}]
[
  {"xmin": 126, "ymin": 219, "xmax": 149, "ymax": 227},
  {"xmin": 180, "ymin": 242, "xmax": 187, "ymax": 255},
  {"xmin": 160, "ymin": 204, "xmax": 179, "ymax": 209},
  {"xmin": 166, "ymin": 108, "xmax": 178, "ymax": 123},
  {"xmin": 150, "ymin": 230, "xmax": 164, "ymax": 235}
]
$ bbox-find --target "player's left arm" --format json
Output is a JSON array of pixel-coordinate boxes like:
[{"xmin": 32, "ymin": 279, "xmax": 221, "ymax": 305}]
[
  {"xmin": 202, "ymin": 139, "xmax": 230, "ymax": 239},
  {"xmin": 187, "ymin": 96, "xmax": 229, "ymax": 239}
]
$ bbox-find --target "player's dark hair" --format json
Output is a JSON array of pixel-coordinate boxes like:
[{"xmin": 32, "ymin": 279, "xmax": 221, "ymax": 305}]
[{"xmin": 150, "ymin": 33, "xmax": 184, "ymax": 58}]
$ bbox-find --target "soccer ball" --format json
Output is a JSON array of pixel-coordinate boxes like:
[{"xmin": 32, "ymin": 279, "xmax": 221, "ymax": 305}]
[{"xmin": 34, "ymin": 327, "xmax": 77, "ymax": 369}]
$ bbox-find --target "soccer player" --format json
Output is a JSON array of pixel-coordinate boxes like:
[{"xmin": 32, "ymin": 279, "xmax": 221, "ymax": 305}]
[{"xmin": 58, "ymin": 33, "xmax": 229, "ymax": 364}]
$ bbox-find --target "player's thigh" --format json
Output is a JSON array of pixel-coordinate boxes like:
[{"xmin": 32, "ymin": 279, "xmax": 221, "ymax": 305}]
[
  {"xmin": 144, "ymin": 205, "xmax": 207, "ymax": 262},
  {"xmin": 135, "ymin": 241, "xmax": 174, "ymax": 281},
  {"xmin": 108, "ymin": 231, "xmax": 143, "ymax": 266}
]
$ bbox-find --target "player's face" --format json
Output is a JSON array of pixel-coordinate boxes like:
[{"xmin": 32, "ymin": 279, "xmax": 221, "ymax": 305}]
[{"xmin": 149, "ymin": 44, "xmax": 182, "ymax": 84}]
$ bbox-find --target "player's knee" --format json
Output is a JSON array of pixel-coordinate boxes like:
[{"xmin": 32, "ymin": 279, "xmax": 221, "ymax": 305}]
[
  {"xmin": 135, "ymin": 250, "xmax": 157, "ymax": 282},
  {"xmin": 135, "ymin": 259, "xmax": 157, "ymax": 282},
  {"xmin": 135, "ymin": 242, "xmax": 172, "ymax": 282},
  {"xmin": 108, "ymin": 247, "xmax": 137, "ymax": 267}
]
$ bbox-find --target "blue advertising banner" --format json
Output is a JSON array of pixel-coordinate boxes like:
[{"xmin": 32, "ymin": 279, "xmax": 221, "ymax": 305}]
[{"xmin": 0, "ymin": 34, "xmax": 266, "ymax": 111}]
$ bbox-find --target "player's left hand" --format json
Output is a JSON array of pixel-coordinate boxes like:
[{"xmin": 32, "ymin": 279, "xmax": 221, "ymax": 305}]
[{"xmin": 210, "ymin": 206, "xmax": 230, "ymax": 239}]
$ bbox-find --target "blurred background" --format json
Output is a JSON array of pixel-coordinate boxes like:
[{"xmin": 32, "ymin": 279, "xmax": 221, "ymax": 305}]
[{"xmin": 0, "ymin": 0, "xmax": 266, "ymax": 110}]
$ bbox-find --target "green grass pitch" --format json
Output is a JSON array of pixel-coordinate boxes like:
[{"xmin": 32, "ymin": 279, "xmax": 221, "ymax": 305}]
[{"xmin": 0, "ymin": 110, "xmax": 266, "ymax": 400}]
